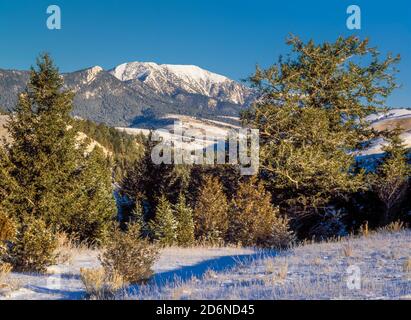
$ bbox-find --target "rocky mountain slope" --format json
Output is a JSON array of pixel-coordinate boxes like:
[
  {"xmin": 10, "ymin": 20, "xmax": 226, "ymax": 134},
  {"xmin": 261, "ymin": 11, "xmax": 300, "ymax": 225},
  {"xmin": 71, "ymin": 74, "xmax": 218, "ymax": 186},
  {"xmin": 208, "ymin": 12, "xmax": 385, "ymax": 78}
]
[{"xmin": 0, "ymin": 63, "xmax": 254, "ymax": 127}]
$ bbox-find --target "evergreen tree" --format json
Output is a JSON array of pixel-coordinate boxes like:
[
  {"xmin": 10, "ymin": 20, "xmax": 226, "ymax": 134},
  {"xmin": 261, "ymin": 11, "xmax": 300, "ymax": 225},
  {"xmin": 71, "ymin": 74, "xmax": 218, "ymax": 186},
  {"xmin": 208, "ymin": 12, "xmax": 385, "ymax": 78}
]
[
  {"xmin": 228, "ymin": 178, "xmax": 292, "ymax": 248},
  {"xmin": 7, "ymin": 215, "xmax": 57, "ymax": 273},
  {"xmin": 149, "ymin": 195, "xmax": 177, "ymax": 246},
  {"xmin": 0, "ymin": 146, "xmax": 16, "ymax": 211},
  {"xmin": 0, "ymin": 210, "xmax": 16, "ymax": 259},
  {"xmin": 175, "ymin": 193, "xmax": 194, "ymax": 247},
  {"xmin": 120, "ymin": 134, "xmax": 173, "ymax": 221},
  {"xmin": 130, "ymin": 200, "xmax": 149, "ymax": 238},
  {"xmin": 372, "ymin": 128, "xmax": 410, "ymax": 225},
  {"xmin": 4, "ymin": 54, "xmax": 116, "ymax": 244},
  {"xmin": 5, "ymin": 54, "xmax": 79, "ymax": 226},
  {"xmin": 243, "ymin": 36, "xmax": 399, "ymax": 223},
  {"xmin": 194, "ymin": 176, "xmax": 229, "ymax": 243},
  {"xmin": 63, "ymin": 147, "xmax": 117, "ymax": 244}
]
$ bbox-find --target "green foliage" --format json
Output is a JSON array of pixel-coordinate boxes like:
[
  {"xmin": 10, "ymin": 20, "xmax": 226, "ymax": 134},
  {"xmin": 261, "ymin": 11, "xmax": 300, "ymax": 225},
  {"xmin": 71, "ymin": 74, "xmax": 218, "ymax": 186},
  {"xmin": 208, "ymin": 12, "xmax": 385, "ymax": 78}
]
[
  {"xmin": 7, "ymin": 215, "xmax": 57, "ymax": 273},
  {"xmin": 76, "ymin": 119, "xmax": 144, "ymax": 181},
  {"xmin": 243, "ymin": 36, "xmax": 399, "ymax": 220},
  {"xmin": 5, "ymin": 54, "xmax": 79, "ymax": 226},
  {"xmin": 120, "ymin": 136, "xmax": 171, "ymax": 218},
  {"xmin": 0, "ymin": 210, "xmax": 16, "ymax": 259},
  {"xmin": 228, "ymin": 178, "xmax": 293, "ymax": 248},
  {"xmin": 2, "ymin": 54, "xmax": 116, "ymax": 244},
  {"xmin": 371, "ymin": 128, "xmax": 410, "ymax": 224},
  {"xmin": 0, "ymin": 146, "xmax": 16, "ymax": 212},
  {"xmin": 130, "ymin": 201, "xmax": 149, "ymax": 237},
  {"xmin": 100, "ymin": 223, "xmax": 159, "ymax": 284},
  {"xmin": 175, "ymin": 193, "xmax": 195, "ymax": 247},
  {"xmin": 149, "ymin": 195, "xmax": 177, "ymax": 246},
  {"xmin": 61, "ymin": 147, "xmax": 117, "ymax": 245},
  {"xmin": 194, "ymin": 176, "xmax": 229, "ymax": 244}
]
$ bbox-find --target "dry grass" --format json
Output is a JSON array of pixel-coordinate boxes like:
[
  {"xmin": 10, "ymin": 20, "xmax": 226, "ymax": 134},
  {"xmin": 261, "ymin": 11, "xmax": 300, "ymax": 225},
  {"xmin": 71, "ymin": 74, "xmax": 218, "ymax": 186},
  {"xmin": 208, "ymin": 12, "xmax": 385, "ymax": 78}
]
[
  {"xmin": 341, "ymin": 242, "xmax": 353, "ymax": 257},
  {"xmin": 124, "ymin": 230, "xmax": 411, "ymax": 300},
  {"xmin": 0, "ymin": 263, "xmax": 12, "ymax": 285},
  {"xmin": 262, "ymin": 259, "xmax": 288, "ymax": 286},
  {"xmin": 203, "ymin": 269, "xmax": 218, "ymax": 280},
  {"xmin": 380, "ymin": 221, "xmax": 406, "ymax": 233},
  {"xmin": 80, "ymin": 268, "xmax": 126, "ymax": 300},
  {"xmin": 264, "ymin": 259, "xmax": 276, "ymax": 275},
  {"xmin": 0, "ymin": 262, "xmax": 22, "ymax": 296},
  {"xmin": 359, "ymin": 221, "xmax": 369, "ymax": 237},
  {"xmin": 55, "ymin": 232, "xmax": 90, "ymax": 265},
  {"xmin": 403, "ymin": 258, "xmax": 411, "ymax": 273}
]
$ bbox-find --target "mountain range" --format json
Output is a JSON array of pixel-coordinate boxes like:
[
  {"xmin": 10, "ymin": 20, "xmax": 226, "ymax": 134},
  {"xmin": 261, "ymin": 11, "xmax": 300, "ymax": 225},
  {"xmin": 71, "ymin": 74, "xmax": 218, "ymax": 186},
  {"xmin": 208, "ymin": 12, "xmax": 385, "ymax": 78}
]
[{"xmin": 0, "ymin": 62, "xmax": 254, "ymax": 127}]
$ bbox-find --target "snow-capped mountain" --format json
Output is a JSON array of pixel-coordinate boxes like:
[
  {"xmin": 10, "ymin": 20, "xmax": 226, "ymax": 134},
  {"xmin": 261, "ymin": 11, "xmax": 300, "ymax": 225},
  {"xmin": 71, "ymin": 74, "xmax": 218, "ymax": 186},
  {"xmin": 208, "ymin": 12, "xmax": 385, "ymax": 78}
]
[
  {"xmin": 110, "ymin": 62, "xmax": 253, "ymax": 105},
  {"xmin": 0, "ymin": 62, "xmax": 254, "ymax": 127}
]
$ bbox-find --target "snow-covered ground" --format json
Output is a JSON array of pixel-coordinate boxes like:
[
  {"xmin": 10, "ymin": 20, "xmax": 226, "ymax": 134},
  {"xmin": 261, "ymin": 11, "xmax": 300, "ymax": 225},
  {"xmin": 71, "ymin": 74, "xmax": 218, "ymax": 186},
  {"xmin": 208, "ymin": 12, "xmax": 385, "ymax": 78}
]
[
  {"xmin": 125, "ymin": 231, "xmax": 411, "ymax": 300},
  {"xmin": 2, "ymin": 231, "xmax": 410, "ymax": 300},
  {"xmin": 116, "ymin": 114, "xmax": 243, "ymax": 155},
  {"xmin": 0, "ymin": 246, "xmax": 257, "ymax": 300}
]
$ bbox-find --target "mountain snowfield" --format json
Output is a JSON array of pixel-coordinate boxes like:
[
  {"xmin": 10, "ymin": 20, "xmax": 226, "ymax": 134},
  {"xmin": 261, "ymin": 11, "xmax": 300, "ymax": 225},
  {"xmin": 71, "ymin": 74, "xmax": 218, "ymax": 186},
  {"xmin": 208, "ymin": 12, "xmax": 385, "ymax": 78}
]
[{"xmin": 110, "ymin": 61, "xmax": 251, "ymax": 105}]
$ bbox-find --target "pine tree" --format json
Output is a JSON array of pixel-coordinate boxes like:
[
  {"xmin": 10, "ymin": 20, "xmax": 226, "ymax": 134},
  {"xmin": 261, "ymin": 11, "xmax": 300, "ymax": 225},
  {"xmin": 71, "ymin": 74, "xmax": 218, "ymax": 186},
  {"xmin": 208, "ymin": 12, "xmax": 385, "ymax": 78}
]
[
  {"xmin": 149, "ymin": 195, "xmax": 177, "ymax": 246},
  {"xmin": 372, "ymin": 128, "xmax": 410, "ymax": 225},
  {"xmin": 120, "ymin": 135, "xmax": 174, "ymax": 221},
  {"xmin": 243, "ymin": 36, "xmax": 399, "ymax": 222},
  {"xmin": 0, "ymin": 210, "xmax": 16, "ymax": 259},
  {"xmin": 228, "ymin": 178, "xmax": 292, "ymax": 248},
  {"xmin": 130, "ymin": 200, "xmax": 149, "ymax": 238},
  {"xmin": 7, "ymin": 215, "xmax": 57, "ymax": 273},
  {"xmin": 194, "ymin": 176, "xmax": 229, "ymax": 244},
  {"xmin": 0, "ymin": 146, "xmax": 16, "ymax": 212},
  {"xmin": 4, "ymin": 54, "xmax": 116, "ymax": 244},
  {"xmin": 175, "ymin": 193, "xmax": 194, "ymax": 247},
  {"xmin": 63, "ymin": 147, "xmax": 117, "ymax": 244},
  {"xmin": 5, "ymin": 54, "xmax": 80, "ymax": 225}
]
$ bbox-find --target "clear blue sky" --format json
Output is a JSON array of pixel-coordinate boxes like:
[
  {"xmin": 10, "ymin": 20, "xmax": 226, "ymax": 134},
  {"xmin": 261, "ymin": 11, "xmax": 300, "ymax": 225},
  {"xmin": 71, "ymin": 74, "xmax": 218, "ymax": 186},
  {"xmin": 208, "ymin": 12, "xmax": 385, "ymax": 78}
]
[{"xmin": 0, "ymin": 0, "xmax": 410, "ymax": 106}]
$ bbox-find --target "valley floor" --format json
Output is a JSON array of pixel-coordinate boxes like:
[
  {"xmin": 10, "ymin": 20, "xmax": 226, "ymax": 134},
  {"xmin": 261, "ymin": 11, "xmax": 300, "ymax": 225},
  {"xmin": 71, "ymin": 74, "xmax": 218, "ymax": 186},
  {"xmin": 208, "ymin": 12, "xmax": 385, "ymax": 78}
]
[{"xmin": 1, "ymin": 231, "xmax": 410, "ymax": 300}]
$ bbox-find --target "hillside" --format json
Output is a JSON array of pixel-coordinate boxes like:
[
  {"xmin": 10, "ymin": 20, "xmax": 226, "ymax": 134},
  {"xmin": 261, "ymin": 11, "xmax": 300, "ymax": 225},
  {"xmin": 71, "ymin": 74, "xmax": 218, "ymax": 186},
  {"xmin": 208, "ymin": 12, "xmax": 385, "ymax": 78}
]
[
  {"xmin": 361, "ymin": 109, "xmax": 411, "ymax": 156},
  {"xmin": 1, "ymin": 115, "xmax": 109, "ymax": 156}
]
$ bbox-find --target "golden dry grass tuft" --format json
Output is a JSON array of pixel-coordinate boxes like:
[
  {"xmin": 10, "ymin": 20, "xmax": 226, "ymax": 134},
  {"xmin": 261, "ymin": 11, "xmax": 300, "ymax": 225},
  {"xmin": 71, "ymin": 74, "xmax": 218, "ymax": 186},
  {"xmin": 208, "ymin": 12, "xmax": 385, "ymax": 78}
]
[
  {"xmin": 403, "ymin": 257, "xmax": 411, "ymax": 273},
  {"xmin": 80, "ymin": 267, "xmax": 127, "ymax": 300},
  {"xmin": 341, "ymin": 242, "xmax": 353, "ymax": 257}
]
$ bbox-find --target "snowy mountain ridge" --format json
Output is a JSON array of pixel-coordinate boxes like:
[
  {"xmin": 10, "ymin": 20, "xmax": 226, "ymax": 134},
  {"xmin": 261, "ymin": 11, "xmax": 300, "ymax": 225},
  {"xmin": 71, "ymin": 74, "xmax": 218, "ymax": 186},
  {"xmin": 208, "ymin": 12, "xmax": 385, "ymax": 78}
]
[{"xmin": 109, "ymin": 61, "xmax": 252, "ymax": 105}]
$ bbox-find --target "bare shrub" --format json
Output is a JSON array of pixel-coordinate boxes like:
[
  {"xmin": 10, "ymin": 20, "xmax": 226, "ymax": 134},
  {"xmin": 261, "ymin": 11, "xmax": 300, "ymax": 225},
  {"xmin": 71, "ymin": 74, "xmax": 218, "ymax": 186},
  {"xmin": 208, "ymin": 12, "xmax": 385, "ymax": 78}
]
[{"xmin": 99, "ymin": 223, "xmax": 159, "ymax": 284}]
